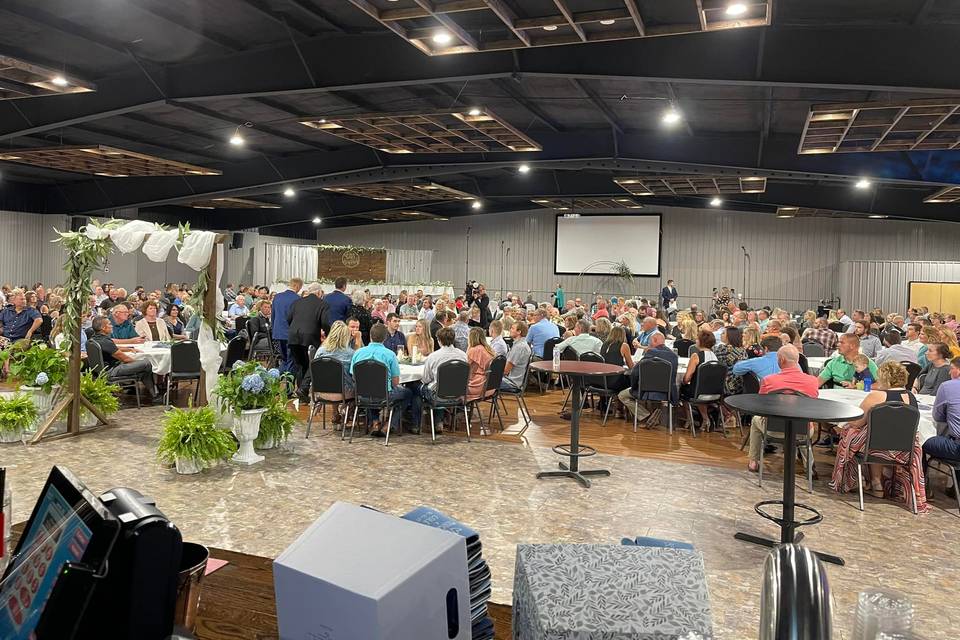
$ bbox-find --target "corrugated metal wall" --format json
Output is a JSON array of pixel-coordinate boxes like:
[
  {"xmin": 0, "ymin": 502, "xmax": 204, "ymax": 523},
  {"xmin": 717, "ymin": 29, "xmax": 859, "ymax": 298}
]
[
  {"xmin": 839, "ymin": 260, "xmax": 960, "ymax": 313},
  {"xmin": 0, "ymin": 211, "xmax": 68, "ymax": 287},
  {"xmin": 316, "ymin": 206, "xmax": 960, "ymax": 312}
]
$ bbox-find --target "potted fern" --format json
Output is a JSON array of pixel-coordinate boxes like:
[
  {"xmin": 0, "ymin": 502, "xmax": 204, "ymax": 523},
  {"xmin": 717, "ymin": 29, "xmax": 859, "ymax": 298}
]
[
  {"xmin": 0, "ymin": 393, "xmax": 39, "ymax": 443},
  {"xmin": 157, "ymin": 405, "xmax": 237, "ymax": 474},
  {"xmin": 255, "ymin": 399, "xmax": 296, "ymax": 450},
  {"xmin": 215, "ymin": 361, "xmax": 287, "ymax": 465},
  {"xmin": 0, "ymin": 342, "xmax": 68, "ymax": 433},
  {"xmin": 78, "ymin": 371, "xmax": 121, "ymax": 427}
]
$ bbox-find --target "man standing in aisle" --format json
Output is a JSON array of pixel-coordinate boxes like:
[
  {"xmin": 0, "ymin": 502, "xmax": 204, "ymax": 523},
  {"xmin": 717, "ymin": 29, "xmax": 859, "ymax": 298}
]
[
  {"xmin": 271, "ymin": 277, "xmax": 302, "ymax": 374},
  {"xmin": 287, "ymin": 283, "xmax": 327, "ymax": 399},
  {"xmin": 324, "ymin": 277, "xmax": 352, "ymax": 329},
  {"xmin": 661, "ymin": 279, "xmax": 678, "ymax": 318}
]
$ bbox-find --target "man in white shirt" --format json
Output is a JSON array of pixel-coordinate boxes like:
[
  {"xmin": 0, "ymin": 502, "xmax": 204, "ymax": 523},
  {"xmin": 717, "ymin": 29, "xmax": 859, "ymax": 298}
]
[
  {"xmin": 488, "ymin": 319, "xmax": 508, "ymax": 357},
  {"xmin": 837, "ymin": 308, "xmax": 854, "ymax": 330},
  {"xmin": 418, "ymin": 297, "xmax": 436, "ymax": 323},
  {"xmin": 228, "ymin": 294, "xmax": 249, "ymax": 318},
  {"xmin": 874, "ymin": 331, "xmax": 919, "ymax": 365},
  {"xmin": 502, "ymin": 321, "xmax": 531, "ymax": 391},
  {"xmin": 555, "ymin": 319, "xmax": 602, "ymax": 357}
]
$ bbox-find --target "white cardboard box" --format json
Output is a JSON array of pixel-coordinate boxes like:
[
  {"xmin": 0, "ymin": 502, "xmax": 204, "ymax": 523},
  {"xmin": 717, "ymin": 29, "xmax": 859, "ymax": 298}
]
[{"xmin": 274, "ymin": 501, "xmax": 471, "ymax": 640}]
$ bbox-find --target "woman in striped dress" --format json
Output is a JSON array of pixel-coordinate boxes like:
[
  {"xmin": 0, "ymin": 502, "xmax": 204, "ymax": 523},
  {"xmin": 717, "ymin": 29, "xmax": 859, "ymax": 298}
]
[{"xmin": 829, "ymin": 361, "xmax": 927, "ymax": 513}]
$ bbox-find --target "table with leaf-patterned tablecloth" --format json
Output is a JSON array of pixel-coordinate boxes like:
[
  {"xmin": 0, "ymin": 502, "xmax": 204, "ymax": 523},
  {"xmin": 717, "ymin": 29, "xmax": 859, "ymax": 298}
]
[{"xmin": 513, "ymin": 544, "xmax": 713, "ymax": 640}]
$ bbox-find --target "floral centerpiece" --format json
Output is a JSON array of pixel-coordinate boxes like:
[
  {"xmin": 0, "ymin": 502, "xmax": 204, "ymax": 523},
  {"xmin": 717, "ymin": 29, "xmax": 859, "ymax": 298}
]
[
  {"xmin": 0, "ymin": 342, "xmax": 69, "ymax": 432},
  {"xmin": 215, "ymin": 361, "xmax": 289, "ymax": 464},
  {"xmin": 157, "ymin": 405, "xmax": 237, "ymax": 474},
  {"xmin": 0, "ymin": 393, "xmax": 39, "ymax": 443}
]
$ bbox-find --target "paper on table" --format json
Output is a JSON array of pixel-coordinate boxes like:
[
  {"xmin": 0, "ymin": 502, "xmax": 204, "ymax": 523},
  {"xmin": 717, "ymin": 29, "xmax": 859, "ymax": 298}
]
[{"xmin": 205, "ymin": 558, "xmax": 229, "ymax": 576}]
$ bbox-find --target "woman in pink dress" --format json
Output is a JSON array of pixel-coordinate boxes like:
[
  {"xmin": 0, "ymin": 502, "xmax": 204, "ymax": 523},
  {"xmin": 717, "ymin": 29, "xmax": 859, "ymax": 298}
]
[{"xmin": 466, "ymin": 326, "xmax": 495, "ymax": 400}]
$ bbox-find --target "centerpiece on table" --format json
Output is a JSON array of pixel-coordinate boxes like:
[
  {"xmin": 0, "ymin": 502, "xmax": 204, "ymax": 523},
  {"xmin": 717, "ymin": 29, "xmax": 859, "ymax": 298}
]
[
  {"xmin": 0, "ymin": 393, "xmax": 39, "ymax": 443},
  {"xmin": 157, "ymin": 405, "xmax": 238, "ymax": 474},
  {"xmin": 215, "ymin": 361, "xmax": 289, "ymax": 464},
  {"xmin": 77, "ymin": 370, "xmax": 121, "ymax": 428},
  {"xmin": 0, "ymin": 342, "xmax": 68, "ymax": 433}
]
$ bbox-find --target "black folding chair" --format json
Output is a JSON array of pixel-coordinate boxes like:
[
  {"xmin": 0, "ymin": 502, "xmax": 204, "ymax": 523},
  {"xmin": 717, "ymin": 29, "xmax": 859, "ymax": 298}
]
[
  {"xmin": 828, "ymin": 321, "xmax": 846, "ymax": 333},
  {"xmin": 467, "ymin": 355, "xmax": 506, "ymax": 435},
  {"xmin": 733, "ymin": 372, "xmax": 762, "ymax": 449},
  {"xmin": 350, "ymin": 360, "xmax": 395, "ymax": 446},
  {"xmin": 853, "ymin": 401, "xmax": 921, "ymax": 513},
  {"xmin": 248, "ymin": 331, "xmax": 275, "ymax": 365},
  {"xmin": 581, "ymin": 351, "xmax": 618, "ymax": 426},
  {"xmin": 926, "ymin": 455, "xmax": 960, "ymax": 515},
  {"xmin": 498, "ymin": 357, "xmax": 534, "ymax": 436},
  {"xmin": 802, "ymin": 342, "xmax": 826, "ymax": 357},
  {"xmin": 165, "ymin": 341, "xmax": 201, "ymax": 407},
  {"xmin": 901, "ymin": 361, "xmax": 922, "ymax": 391},
  {"xmin": 222, "ymin": 336, "xmax": 247, "ymax": 371},
  {"xmin": 634, "ymin": 356, "xmax": 676, "ymax": 433},
  {"xmin": 673, "ymin": 339, "xmax": 695, "ymax": 358},
  {"xmin": 422, "ymin": 360, "xmax": 470, "ymax": 442},
  {"xmin": 306, "ymin": 357, "xmax": 351, "ymax": 439},
  {"xmin": 234, "ymin": 316, "xmax": 248, "ymax": 336},
  {"xmin": 798, "ymin": 353, "xmax": 809, "ymax": 374},
  {"xmin": 682, "ymin": 361, "xmax": 727, "ymax": 437},
  {"xmin": 86, "ymin": 339, "xmax": 141, "ymax": 409}
]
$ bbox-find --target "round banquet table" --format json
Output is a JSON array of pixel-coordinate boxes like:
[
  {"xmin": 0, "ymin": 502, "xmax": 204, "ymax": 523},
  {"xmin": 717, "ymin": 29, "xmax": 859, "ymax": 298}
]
[
  {"xmin": 529, "ymin": 360, "xmax": 626, "ymax": 488},
  {"xmin": 129, "ymin": 341, "xmax": 227, "ymax": 375},
  {"xmin": 724, "ymin": 393, "xmax": 864, "ymax": 566},
  {"xmin": 817, "ymin": 388, "xmax": 939, "ymax": 444},
  {"xmin": 398, "ymin": 363, "xmax": 424, "ymax": 384}
]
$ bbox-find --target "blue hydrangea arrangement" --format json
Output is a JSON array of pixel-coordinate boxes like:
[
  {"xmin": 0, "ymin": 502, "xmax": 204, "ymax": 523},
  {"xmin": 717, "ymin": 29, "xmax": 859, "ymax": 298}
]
[{"xmin": 216, "ymin": 360, "xmax": 290, "ymax": 414}]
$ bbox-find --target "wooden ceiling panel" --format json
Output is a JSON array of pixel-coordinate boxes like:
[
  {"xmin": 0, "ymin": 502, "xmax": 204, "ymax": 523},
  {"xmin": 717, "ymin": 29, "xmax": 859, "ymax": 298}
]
[
  {"xmin": 530, "ymin": 196, "xmax": 644, "ymax": 210},
  {"xmin": 924, "ymin": 187, "xmax": 960, "ymax": 204},
  {"xmin": 0, "ymin": 145, "xmax": 220, "ymax": 177},
  {"xmin": 187, "ymin": 197, "xmax": 280, "ymax": 209},
  {"xmin": 614, "ymin": 175, "xmax": 767, "ymax": 196},
  {"xmin": 323, "ymin": 181, "xmax": 476, "ymax": 200},
  {"xmin": 0, "ymin": 54, "xmax": 95, "ymax": 100}
]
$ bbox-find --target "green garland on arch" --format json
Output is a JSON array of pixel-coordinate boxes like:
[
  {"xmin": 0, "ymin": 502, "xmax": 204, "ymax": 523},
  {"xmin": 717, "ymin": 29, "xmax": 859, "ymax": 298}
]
[{"xmin": 316, "ymin": 244, "xmax": 386, "ymax": 253}]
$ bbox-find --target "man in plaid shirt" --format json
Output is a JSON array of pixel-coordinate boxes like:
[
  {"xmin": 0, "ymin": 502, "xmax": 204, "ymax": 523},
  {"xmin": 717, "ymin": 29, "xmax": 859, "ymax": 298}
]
[{"xmin": 801, "ymin": 317, "xmax": 838, "ymax": 354}]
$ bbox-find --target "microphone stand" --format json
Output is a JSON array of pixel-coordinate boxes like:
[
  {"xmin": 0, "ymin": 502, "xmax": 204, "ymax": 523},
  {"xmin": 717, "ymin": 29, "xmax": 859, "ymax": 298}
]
[
  {"xmin": 741, "ymin": 245, "xmax": 751, "ymax": 302},
  {"xmin": 465, "ymin": 226, "xmax": 471, "ymax": 286},
  {"xmin": 499, "ymin": 240, "xmax": 505, "ymax": 301}
]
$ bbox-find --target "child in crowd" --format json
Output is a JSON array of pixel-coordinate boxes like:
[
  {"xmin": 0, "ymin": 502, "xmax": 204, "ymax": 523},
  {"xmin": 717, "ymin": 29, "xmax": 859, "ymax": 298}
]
[{"xmin": 853, "ymin": 354, "xmax": 874, "ymax": 390}]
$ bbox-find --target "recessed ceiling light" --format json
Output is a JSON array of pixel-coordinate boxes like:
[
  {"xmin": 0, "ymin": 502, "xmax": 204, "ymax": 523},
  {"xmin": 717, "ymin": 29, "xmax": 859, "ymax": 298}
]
[
  {"xmin": 661, "ymin": 109, "xmax": 682, "ymax": 126},
  {"xmin": 710, "ymin": 197, "xmax": 723, "ymax": 207},
  {"xmin": 312, "ymin": 216, "xmax": 322, "ymax": 224},
  {"xmin": 373, "ymin": 217, "xmax": 388, "ymax": 221},
  {"xmin": 283, "ymin": 187, "xmax": 295, "ymax": 198},
  {"xmin": 726, "ymin": 3, "xmax": 748, "ymax": 16},
  {"xmin": 855, "ymin": 178, "xmax": 872, "ymax": 189},
  {"xmin": 518, "ymin": 164, "xmax": 531, "ymax": 174},
  {"xmin": 600, "ymin": 19, "xmax": 616, "ymax": 25},
  {"xmin": 229, "ymin": 129, "xmax": 245, "ymax": 146},
  {"xmin": 51, "ymin": 75, "xmax": 69, "ymax": 87},
  {"xmin": 471, "ymin": 200, "xmax": 482, "ymax": 209},
  {"xmin": 543, "ymin": 25, "xmax": 558, "ymax": 31},
  {"xmin": 432, "ymin": 31, "xmax": 452, "ymax": 45},
  {"xmin": 868, "ymin": 214, "xmax": 888, "ymax": 219},
  {"xmin": 468, "ymin": 108, "xmax": 482, "ymax": 116}
]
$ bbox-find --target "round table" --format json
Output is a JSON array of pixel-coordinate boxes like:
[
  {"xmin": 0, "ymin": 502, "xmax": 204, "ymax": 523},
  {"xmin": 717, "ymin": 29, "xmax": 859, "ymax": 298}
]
[
  {"xmin": 724, "ymin": 393, "xmax": 863, "ymax": 566},
  {"xmin": 398, "ymin": 363, "xmax": 424, "ymax": 384},
  {"xmin": 817, "ymin": 388, "xmax": 938, "ymax": 443},
  {"xmin": 129, "ymin": 341, "xmax": 227, "ymax": 375},
  {"xmin": 530, "ymin": 360, "xmax": 625, "ymax": 488}
]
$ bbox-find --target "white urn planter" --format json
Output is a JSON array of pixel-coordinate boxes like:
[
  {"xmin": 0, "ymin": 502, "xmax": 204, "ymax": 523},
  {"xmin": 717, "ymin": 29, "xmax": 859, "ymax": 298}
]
[
  {"xmin": 175, "ymin": 457, "xmax": 203, "ymax": 475},
  {"xmin": 20, "ymin": 385, "xmax": 60, "ymax": 434},
  {"xmin": 231, "ymin": 408, "xmax": 267, "ymax": 465},
  {"xmin": 0, "ymin": 429, "xmax": 23, "ymax": 444},
  {"xmin": 256, "ymin": 435, "xmax": 276, "ymax": 451}
]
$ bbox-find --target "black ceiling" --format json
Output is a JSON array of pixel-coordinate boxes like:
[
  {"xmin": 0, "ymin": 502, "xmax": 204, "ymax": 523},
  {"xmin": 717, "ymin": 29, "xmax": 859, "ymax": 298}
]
[{"xmin": 1, "ymin": 0, "xmax": 959, "ymax": 238}]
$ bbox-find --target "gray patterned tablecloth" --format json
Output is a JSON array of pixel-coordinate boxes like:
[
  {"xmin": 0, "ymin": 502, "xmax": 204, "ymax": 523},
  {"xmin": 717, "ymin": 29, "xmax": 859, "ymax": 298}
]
[{"xmin": 513, "ymin": 544, "xmax": 713, "ymax": 640}]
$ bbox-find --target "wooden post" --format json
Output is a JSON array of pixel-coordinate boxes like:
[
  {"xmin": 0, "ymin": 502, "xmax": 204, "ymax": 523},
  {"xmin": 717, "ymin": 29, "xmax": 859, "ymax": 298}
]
[
  {"xmin": 198, "ymin": 236, "xmax": 226, "ymax": 406},
  {"xmin": 68, "ymin": 319, "xmax": 81, "ymax": 433}
]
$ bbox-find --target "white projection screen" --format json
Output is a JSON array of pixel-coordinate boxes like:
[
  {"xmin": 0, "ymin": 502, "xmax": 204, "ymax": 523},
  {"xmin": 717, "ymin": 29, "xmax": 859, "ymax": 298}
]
[{"xmin": 554, "ymin": 214, "xmax": 661, "ymax": 276}]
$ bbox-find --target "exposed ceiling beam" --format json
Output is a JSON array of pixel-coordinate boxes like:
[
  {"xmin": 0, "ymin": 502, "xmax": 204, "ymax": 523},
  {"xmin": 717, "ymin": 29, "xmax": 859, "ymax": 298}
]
[
  {"xmin": 570, "ymin": 79, "xmax": 624, "ymax": 135},
  {"xmin": 124, "ymin": 0, "xmax": 244, "ymax": 51},
  {"xmin": 64, "ymin": 123, "xmax": 228, "ymax": 163},
  {"xmin": 552, "ymin": 0, "xmax": 586, "ymax": 42},
  {"xmin": 622, "ymin": 0, "xmax": 646, "ymax": 36},
  {"xmin": 5, "ymin": 25, "xmax": 960, "ymax": 142},
  {"xmin": 119, "ymin": 113, "xmax": 246, "ymax": 160},
  {"xmin": 232, "ymin": 0, "xmax": 313, "ymax": 38},
  {"xmin": 412, "ymin": 0, "xmax": 480, "ymax": 51},
  {"xmin": 166, "ymin": 101, "xmax": 333, "ymax": 151},
  {"xmin": 285, "ymin": 0, "xmax": 348, "ymax": 32},
  {"xmin": 664, "ymin": 82, "xmax": 695, "ymax": 136},
  {"xmin": 492, "ymin": 78, "xmax": 563, "ymax": 131},
  {"xmin": 0, "ymin": 3, "xmax": 132, "ymax": 57}
]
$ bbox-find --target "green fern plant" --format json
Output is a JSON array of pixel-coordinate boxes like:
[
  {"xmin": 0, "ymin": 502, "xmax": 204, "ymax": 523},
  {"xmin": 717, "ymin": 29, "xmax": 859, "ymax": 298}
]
[
  {"xmin": 0, "ymin": 342, "xmax": 68, "ymax": 393},
  {"xmin": 156, "ymin": 405, "xmax": 237, "ymax": 466},
  {"xmin": 0, "ymin": 393, "xmax": 39, "ymax": 434},
  {"xmin": 79, "ymin": 370, "xmax": 120, "ymax": 419},
  {"xmin": 255, "ymin": 399, "xmax": 296, "ymax": 447}
]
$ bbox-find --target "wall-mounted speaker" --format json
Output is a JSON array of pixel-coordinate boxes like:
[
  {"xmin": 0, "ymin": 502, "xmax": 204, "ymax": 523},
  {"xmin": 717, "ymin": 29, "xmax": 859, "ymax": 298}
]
[{"xmin": 231, "ymin": 232, "xmax": 244, "ymax": 249}]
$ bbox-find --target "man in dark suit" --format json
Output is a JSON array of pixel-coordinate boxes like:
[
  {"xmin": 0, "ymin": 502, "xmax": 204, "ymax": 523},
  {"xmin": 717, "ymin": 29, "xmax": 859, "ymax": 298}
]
[
  {"xmin": 271, "ymin": 277, "xmax": 302, "ymax": 374},
  {"xmin": 618, "ymin": 332, "xmax": 679, "ymax": 424},
  {"xmin": 323, "ymin": 276, "xmax": 352, "ymax": 328},
  {"xmin": 286, "ymin": 283, "xmax": 327, "ymax": 397},
  {"xmin": 661, "ymin": 279, "xmax": 678, "ymax": 310}
]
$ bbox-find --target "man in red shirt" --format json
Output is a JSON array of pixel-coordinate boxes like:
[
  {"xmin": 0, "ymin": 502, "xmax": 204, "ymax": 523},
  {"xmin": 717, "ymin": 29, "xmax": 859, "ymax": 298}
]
[{"xmin": 747, "ymin": 345, "xmax": 820, "ymax": 472}]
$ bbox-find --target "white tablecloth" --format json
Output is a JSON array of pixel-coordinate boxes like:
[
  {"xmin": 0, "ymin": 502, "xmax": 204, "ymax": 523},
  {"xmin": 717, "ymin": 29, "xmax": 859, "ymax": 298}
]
[
  {"xmin": 129, "ymin": 341, "xmax": 226, "ymax": 375},
  {"xmin": 399, "ymin": 319, "xmax": 417, "ymax": 335},
  {"xmin": 806, "ymin": 356, "xmax": 828, "ymax": 374},
  {"xmin": 399, "ymin": 363, "xmax": 424, "ymax": 384},
  {"xmin": 817, "ymin": 388, "xmax": 938, "ymax": 444},
  {"xmin": 271, "ymin": 282, "xmax": 454, "ymax": 298}
]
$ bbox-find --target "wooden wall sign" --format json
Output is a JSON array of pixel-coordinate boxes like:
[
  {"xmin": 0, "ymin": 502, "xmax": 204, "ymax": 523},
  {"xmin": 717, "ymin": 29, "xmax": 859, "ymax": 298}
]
[{"xmin": 317, "ymin": 246, "xmax": 387, "ymax": 281}]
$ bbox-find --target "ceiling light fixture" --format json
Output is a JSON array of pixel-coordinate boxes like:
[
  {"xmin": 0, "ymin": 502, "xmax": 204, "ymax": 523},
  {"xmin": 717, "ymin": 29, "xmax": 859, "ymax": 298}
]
[
  {"xmin": 868, "ymin": 214, "xmax": 888, "ymax": 219},
  {"xmin": 661, "ymin": 109, "xmax": 682, "ymax": 126},
  {"xmin": 283, "ymin": 187, "xmax": 295, "ymax": 198},
  {"xmin": 600, "ymin": 19, "xmax": 616, "ymax": 25},
  {"xmin": 229, "ymin": 128, "xmax": 245, "ymax": 146},
  {"xmin": 312, "ymin": 216, "xmax": 322, "ymax": 224},
  {"xmin": 432, "ymin": 31, "xmax": 452, "ymax": 45},
  {"xmin": 855, "ymin": 178, "xmax": 872, "ymax": 189},
  {"xmin": 518, "ymin": 164, "xmax": 531, "ymax": 174},
  {"xmin": 725, "ymin": 3, "xmax": 748, "ymax": 16},
  {"xmin": 468, "ymin": 108, "xmax": 482, "ymax": 116},
  {"xmin": 471, "ymin": 200, "xmax": 482, "ymax": 209},
  {"xmin": 51, "ymin": 75, "xmax": 69, "ymax": 87},
  {"xmin": 710, "ymin": 197, "xmax": 723, "ymax": 207},
  {"xmin": 543, "ymin": 25, "xmax": 558, "ymax": 31}
]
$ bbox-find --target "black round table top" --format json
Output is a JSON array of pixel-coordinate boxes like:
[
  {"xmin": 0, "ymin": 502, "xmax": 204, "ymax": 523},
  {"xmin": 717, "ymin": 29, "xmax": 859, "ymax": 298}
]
[
  {"xmin": 529, "ymin": 361, "xmax": 625, "ymax": 376},
  {"xmin": 724, "ymin": 393, "xmax": 863, "ymax": 422}
]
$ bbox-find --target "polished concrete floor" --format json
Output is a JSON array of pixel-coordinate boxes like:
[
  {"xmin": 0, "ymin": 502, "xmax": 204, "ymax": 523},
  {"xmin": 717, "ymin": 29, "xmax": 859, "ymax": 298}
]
[{"xmin": 3, "ymin": 401, "xmax": 958, "ymax": 639}]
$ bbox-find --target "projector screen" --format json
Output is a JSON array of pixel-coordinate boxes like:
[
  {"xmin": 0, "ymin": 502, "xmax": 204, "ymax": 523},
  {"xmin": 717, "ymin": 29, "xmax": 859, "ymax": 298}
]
[{"xmin": 554, "ymin": 214, "xmax": 661, "ymax": 276}]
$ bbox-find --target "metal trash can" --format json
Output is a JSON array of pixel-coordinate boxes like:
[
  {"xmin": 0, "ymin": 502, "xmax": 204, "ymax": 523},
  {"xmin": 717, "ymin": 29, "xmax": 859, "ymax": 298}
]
[{"xmin": 173, "ymin": 542, "xmax": 210, "ymax": 632}]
